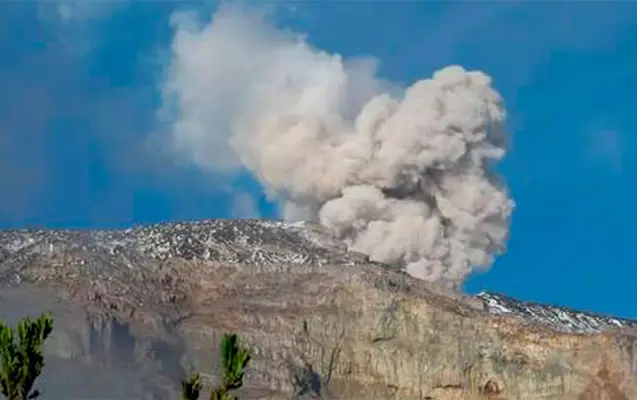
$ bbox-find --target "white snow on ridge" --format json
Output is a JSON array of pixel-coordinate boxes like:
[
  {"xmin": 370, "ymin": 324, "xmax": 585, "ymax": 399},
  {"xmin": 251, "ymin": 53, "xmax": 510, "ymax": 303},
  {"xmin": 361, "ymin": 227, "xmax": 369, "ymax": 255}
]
[
  {"xmin": 476, "ymin": 292, "xmax": 637, "ymax": 334},
  {"xmin": 0, "ymin": 219, "xmax": 364, "ymax": 268},
  {"xmin": 1, "ymin": 219, "xmax": 635, "ymax": 335}
]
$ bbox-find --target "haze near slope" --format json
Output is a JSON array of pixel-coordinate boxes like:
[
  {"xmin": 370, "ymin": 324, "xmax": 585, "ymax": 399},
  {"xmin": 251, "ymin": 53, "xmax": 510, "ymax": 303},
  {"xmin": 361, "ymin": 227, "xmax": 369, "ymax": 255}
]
[{"xmin": 158, "ymin": 4, "xmax": 515, "ymax": 286}]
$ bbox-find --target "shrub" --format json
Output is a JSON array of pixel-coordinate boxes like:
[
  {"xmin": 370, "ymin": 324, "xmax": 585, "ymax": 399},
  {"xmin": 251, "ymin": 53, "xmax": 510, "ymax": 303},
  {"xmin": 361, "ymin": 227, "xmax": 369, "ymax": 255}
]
[
  {"xmin": 0, "ymin": 313, "xmax": 53, "ymax": 400},
  {"xmin": 182, "ymin": 333, "xmax": 251, "ymax": 400}
]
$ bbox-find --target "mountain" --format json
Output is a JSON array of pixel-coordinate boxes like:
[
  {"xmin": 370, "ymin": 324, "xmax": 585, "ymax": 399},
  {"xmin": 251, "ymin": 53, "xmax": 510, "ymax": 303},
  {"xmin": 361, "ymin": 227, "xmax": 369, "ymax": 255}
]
[{"xmin": 0, "ymin": 219, "xmax": 635, "ymax": 399}]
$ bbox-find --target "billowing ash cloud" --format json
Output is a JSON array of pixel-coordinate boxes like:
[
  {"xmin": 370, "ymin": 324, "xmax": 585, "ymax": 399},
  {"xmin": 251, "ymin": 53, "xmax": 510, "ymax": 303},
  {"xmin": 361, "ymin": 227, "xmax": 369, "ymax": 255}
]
[{"xmin": 157, "ymin": 4, "xmax": 515, "ymax": 286}]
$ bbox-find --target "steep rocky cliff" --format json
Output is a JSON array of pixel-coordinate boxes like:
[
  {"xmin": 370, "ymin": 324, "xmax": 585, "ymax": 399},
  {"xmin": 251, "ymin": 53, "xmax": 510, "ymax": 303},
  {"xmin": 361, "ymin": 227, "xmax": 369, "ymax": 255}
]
[{"xmin": 0, "ymin": 219, "xmax": 635, "ymax": 399}]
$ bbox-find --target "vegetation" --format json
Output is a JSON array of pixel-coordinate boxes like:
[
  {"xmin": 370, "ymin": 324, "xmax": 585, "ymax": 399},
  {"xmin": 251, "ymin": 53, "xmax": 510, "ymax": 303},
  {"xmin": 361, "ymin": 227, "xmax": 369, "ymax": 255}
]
[
  {"xmin": 0, "ymin": 313, "xmax": 250, "ymax": 400},
  {"xmin": 181, "ymin": 371, "xmax": 203, "ymax": 400},
  {"xmin": 0, "ymin": 313, "xmax": 53, "ymax": 400},
  {"xmin": 182, "ymin": 333, "xmax": 251, "ymax": 400}
]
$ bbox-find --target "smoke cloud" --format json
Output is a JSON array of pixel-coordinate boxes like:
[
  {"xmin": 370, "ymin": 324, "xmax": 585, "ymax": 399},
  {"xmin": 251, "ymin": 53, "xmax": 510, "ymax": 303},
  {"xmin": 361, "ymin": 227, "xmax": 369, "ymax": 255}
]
[{"xmin": 158, "ymin": 4, "xmax": 515, "ymax": 286}]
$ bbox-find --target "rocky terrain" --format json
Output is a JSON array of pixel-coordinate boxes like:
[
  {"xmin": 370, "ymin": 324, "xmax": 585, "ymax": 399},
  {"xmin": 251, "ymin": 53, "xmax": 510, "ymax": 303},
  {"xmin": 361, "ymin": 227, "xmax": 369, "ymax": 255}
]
[{"xmin": 0, "ymin": 219, "xmax": 636, "ymax": 399}]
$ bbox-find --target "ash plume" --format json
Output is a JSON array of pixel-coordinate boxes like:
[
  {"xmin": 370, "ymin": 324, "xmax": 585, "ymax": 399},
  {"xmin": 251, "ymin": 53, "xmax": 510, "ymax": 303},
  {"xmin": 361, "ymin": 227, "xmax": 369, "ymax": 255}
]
[{"xmin": 158, "ymin": 4, "xmax": 515, "ymax": 286}]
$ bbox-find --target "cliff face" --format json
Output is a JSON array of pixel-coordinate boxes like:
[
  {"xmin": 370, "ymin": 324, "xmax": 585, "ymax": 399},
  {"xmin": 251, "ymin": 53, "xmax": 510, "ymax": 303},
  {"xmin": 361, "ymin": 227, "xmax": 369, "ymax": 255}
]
[{"xmin": 0, "ymin": 219, "xmax": 636, "ymax": 400}]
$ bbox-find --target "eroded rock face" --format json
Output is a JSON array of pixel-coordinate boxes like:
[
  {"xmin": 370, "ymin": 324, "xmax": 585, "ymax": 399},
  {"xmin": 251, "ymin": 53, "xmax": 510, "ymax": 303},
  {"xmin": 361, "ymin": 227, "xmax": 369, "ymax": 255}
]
[{"xmin": 0, "ymin": 219, "xmax": 636, "ymax": 399}]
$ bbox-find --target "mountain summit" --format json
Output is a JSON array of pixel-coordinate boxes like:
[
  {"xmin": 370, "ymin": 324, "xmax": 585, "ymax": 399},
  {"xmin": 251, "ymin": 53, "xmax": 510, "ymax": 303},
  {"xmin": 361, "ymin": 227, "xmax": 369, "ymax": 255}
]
[{"xmin": 1, "ymin": 219, "xmax": 636, "ymax": 399}]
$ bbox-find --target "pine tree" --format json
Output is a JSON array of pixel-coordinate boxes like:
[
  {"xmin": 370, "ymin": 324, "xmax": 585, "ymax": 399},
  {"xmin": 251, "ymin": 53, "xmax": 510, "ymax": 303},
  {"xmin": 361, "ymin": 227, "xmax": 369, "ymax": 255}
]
[
  {"xmin": 0, "ymin": 313, "xmax": 53, "ymax": 400},
  {"xmin": 181, "ymin": 333, "xmax": 251, "ymax": 400},
  {"xmin": 181, "ymin": 372, "xmax": 202, "ymax": 400}
]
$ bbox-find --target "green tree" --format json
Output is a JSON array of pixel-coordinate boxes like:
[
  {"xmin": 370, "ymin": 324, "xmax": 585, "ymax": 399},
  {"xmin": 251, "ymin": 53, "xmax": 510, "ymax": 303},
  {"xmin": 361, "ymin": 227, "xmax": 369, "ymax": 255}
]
[
  {"xmin": 181, "ymin": 371, "xmax": 202, "ymax": 400},
  {"xmin": 181, "ymin": 333, "xmax": 251, "ymax": 400},
  {"xmin": 0, "ymin": 313, "xmax": 53, "ymax": 400}
]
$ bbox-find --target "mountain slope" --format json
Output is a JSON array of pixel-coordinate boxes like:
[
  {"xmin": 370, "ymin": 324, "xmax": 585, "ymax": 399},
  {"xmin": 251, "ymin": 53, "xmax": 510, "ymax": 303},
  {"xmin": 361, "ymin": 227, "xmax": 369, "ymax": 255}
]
[{"xmin": 1, "ymin": 219, "xmax": 636, "ymax": 399}]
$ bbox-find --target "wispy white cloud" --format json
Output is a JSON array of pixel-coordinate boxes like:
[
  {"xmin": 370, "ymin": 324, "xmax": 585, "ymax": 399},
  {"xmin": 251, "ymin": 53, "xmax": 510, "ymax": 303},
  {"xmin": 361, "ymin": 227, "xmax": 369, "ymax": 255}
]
[
  {"xmin": 36, "ymin": 0, "xmax": 129, "ymax": 55},
  {"xmin": 230, "ymin": 192, "xmax": 260, "ymax": 219}
]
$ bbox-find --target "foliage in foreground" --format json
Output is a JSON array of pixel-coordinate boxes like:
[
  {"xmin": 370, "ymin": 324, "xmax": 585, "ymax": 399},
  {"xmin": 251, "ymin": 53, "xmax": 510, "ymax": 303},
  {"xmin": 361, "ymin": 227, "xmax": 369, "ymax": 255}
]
[
  {"xmin": 0, "ymin": 313, "xmax": 53, "ymax": 400},
  {"xmin": 181, "ymin": 371, "xmax": 203, "ymax": 400},
  {"xmin": 182, "ymin": 333, "xmax": 251, "ymax": 400},
  {"xmin": 0, "ymin": 313, "xmax": 249, "ymax": 400}
]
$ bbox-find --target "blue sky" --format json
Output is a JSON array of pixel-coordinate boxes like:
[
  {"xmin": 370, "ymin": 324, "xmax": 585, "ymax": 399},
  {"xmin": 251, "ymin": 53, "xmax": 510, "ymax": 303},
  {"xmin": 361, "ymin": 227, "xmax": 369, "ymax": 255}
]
[{"xmin": 1, "ymin": 1, "xmax": 636, "ymax": 318}]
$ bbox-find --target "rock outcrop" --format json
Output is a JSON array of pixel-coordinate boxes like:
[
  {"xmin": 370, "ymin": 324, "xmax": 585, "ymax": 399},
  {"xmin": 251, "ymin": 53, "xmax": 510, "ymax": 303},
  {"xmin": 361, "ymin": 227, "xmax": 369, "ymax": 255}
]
[{"xmin": 0, "ymin": 219, "xmax": 635, "ymax": 399}]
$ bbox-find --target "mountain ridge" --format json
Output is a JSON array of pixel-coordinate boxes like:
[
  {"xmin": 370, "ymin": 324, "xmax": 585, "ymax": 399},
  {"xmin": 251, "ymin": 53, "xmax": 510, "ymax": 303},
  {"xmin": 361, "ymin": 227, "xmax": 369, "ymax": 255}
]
[
  {"xmin": 1, "ymin": 218, "xmax": 634, "ymax": 333},
  {"xmin": 1, "ymin": 218, "xmax": 636, "ymax": 399}
]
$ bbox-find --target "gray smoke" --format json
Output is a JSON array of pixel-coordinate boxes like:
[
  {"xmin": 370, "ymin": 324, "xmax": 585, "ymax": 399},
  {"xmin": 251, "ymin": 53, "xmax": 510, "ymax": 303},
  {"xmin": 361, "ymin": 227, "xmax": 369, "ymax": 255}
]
[{"xmin": 158, "ymin": 4, "xmax": 515, "ymax": 286}]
